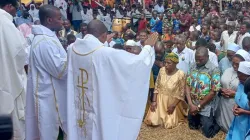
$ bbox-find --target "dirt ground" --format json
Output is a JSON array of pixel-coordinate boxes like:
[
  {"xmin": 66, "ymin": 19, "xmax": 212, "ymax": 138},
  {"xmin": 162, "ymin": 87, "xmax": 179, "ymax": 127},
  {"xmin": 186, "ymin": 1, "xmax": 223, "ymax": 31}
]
[{"xmin": 138, "ymin": 123, "xmax": 226, "ymax": 140}]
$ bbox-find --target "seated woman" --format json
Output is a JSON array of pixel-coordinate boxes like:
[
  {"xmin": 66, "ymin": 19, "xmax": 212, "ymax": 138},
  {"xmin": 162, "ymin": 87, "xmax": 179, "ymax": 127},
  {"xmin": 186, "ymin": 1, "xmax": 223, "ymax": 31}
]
[
  {"xmin": 226, "ymin": 61, "xmax": 250, "ymax": 140},
  {"xmin": 216, "ymin": 51, "xmax": 247, "ymax": 132},
  {"xmin": 144, "ymin": 53, "xmax": 188, "ymax": 129}
]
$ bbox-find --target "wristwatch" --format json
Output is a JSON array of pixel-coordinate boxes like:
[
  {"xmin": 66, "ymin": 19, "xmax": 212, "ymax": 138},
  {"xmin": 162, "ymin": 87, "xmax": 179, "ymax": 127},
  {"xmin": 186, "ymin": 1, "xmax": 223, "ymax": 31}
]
[{"xmin": 197, "ymin": 104, "xmax": 201, "ymax": 111}]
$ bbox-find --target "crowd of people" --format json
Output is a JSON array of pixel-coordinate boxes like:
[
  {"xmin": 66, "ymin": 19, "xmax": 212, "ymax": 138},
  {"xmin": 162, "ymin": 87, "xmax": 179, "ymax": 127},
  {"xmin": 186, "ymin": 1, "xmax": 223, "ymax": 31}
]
[{"xmin": 1, "ymin": 0, "xmax": 250, "ymax": 139}]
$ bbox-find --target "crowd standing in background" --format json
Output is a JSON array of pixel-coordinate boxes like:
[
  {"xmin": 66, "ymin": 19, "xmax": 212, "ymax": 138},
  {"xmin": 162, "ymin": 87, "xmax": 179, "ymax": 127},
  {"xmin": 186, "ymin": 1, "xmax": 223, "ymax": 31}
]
[{"xmin": 1, "ymin": 0, "xmax": 250, "ymax": 139}]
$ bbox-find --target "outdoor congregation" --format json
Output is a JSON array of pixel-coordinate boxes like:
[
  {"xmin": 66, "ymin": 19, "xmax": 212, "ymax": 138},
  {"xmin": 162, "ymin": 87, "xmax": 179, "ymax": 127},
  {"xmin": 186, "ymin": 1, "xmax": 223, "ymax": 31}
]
[{"xmin": 1, "ymin": 0, "xmax": 250, "ymax": 139}]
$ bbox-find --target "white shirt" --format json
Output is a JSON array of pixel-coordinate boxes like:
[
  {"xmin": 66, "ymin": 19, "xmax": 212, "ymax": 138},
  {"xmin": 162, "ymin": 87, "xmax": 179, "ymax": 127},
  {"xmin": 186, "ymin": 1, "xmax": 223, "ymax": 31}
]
[
  {"xmin": 87, "ymin": 8, "xmax": 93, "ymax": 15},
  {"xmin": 237, "ymin": 32, "xmax": 250, "ymax": 49},
  {"xmin": 221, "ymin": 30, "xmax": 237, "ymax": 51},
  {"xmin": 126, "ymin": 11, "xmax": 132, "ymax": 17},
  {"xmin": 80, "ymin": 10, "xmax": 93, "ymax": 24},
  {"xmin": 154, "ymin": 4, "xmax": 164, "ymax": 13},
  {"xmin": 189, "ymin": 25, "xmax": 201, "ymax": 32},
  {"xmin": 172, "ymin": 47, "xmax": 194, "ymax": 74},
  {"xmin": 116, "ymin": 10, "xmax": 123, "ymax": 18},
  {"xmin": 100, "ymin": 15, "xmax": 112, "ymax": 31},
  {"xmin": 70, "ymin": 3, "xmax": 83, "ymax": 21},
  {"xmin": 178, "ymin": 0, "xmax": 185, "ymax": 7},
  {"xmin": 76, "ymin": 32, "xmax": 85, "ymax": 39},
  {"xmin": 132, "ymin": 10, "xmax": 141, "ymax": 24},
  {"xmin": 213, "ymin": 41, "xmax": 222, "ymax": 51}
]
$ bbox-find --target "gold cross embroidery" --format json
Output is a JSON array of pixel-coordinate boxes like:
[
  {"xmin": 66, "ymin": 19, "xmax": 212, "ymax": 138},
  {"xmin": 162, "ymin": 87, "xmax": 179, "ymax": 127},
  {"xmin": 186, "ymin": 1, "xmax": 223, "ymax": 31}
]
[{"xmin": 76, "ymin": 68, "xmax": 89, "ymax": 132}]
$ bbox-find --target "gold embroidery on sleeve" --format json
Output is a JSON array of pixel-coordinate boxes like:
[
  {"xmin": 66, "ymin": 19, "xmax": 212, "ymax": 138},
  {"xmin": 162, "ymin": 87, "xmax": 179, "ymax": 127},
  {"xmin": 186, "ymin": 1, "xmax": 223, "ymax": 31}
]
[{"xmin": 58, "ymin": 62, "xmax": 67, "ymax": 79}]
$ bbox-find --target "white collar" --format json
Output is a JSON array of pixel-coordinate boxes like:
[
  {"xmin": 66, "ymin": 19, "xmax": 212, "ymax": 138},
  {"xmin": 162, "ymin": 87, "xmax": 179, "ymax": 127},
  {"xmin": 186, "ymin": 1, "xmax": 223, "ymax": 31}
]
[
  {"xmin": 32, "ymin": 25, "xmax": 56, "ymax": 37},
  {"xmin": 175, "ymin": 47, "xmax": 188, "ymax": 55}
]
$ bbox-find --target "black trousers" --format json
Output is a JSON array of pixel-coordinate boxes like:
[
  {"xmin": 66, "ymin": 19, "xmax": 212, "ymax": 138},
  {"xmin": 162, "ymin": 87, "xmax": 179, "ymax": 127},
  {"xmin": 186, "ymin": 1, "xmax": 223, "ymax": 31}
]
[{"xmin": 188, "ymin": 111, "xmax": 220, "ymax": 138}]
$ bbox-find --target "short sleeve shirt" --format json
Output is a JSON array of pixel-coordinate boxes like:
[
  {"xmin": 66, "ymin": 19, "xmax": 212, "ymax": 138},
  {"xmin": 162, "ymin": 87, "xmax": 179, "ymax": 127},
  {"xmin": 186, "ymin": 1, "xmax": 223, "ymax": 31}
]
[{"xmin": 187, "ymin": 60, "xmax": 221, "ymax": 117}]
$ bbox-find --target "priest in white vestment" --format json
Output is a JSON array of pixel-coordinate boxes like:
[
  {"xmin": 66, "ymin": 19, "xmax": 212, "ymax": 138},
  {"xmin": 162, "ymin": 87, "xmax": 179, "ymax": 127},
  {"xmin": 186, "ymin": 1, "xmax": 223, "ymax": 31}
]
[
  {"xmin": 67, "ymin": 20, "xmax": 156, "ymax": 140},
  {"xmin": 26, "ymin": 5, "xmax": 67, "ymax": 140},
  {"xmin": 0, "ymin": 3, "xmax": 27, "ymax": 140}
]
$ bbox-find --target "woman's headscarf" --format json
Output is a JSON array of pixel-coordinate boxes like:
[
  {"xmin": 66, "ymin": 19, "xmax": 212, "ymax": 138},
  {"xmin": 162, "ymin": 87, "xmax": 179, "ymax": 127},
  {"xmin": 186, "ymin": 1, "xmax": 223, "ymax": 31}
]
[
  {"xmin": 236, "ymin": 49, "xmax": 250, "ymax": 61},
  {"xmin": 165, "ymin": 52, "xmax": 179, "ymax": 63},
  {"xmin": 238, "ymin": 61, "xmax": 250, "ymax": 76},
  {"xmin": 227, "ymin": 43, "xmax": 240, "ymax": 53},
  {"xmin": 28, "ymin": 4, "xmax": 39, "ymax": 19}
]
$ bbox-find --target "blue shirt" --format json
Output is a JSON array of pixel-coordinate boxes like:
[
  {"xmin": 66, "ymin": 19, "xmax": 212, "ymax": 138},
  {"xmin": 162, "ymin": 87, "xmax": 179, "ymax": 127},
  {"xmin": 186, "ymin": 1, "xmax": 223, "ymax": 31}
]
[
  {"xmin": 149, "ymin": 17, "xmax": 159, "ymax": 28},
  {"xmin": 200, "ymin": 34, "xmax": 211, "ymax": 42},
  {"xmin": 173, "ymin": 19, "xmax": 180, "ymax": 32},
  {"xmin": 226, "ymin": 84, "xmax": 250, "ymax": 140},
  {"xmin": 152, "ymin": 20, "xmax": 163, "ymax": 34},
  {"xmin": 198, "ymin": 18, "xmax": 202, "ymax": 25},
  {"xmin": 15, "ymin": 17, "xmax": 32, "ymax": 26},
  {"xmin": 246, "ymin": 130, "xmax": 250, "ymax": 140}
]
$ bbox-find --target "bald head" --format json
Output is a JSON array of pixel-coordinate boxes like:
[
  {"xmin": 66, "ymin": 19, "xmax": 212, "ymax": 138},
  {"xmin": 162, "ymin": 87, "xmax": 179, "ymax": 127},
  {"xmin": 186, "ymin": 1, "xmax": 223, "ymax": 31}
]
[
  {"xmin": 243, "ymin": 37, "xmax": 250, "ymax": 52},
  {"xmin": 87, "ymin": 20, "xmax": 108, "ymax": 38},
  {"xmin": 155, "ymin": 41, "xmax": 164, "ymax": 52}
]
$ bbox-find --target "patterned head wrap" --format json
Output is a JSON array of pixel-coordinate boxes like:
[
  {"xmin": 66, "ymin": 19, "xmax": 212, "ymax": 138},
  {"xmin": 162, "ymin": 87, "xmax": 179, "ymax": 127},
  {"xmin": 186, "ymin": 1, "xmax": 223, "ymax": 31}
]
[{"xmin": 165, "ymin": 52, "xmax": 179, "ymax": 63}]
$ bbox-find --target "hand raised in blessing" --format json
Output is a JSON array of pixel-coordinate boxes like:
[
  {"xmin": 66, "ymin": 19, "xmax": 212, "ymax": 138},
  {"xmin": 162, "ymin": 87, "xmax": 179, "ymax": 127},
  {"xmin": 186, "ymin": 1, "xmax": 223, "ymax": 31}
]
[{"xmin": 144, "ymin": 32, "xmax": 159, "ymax": 47}]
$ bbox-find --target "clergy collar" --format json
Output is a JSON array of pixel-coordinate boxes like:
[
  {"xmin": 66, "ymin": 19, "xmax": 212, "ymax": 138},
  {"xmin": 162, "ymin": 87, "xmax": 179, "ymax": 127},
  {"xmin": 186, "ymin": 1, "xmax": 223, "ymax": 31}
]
[
  {"xmin": 0, "ymin": 9, "xmax": 13, "ymax": 22},
  {"xmin": 32, "ymin": 25, "xmax": 56, "ymax": 37}
]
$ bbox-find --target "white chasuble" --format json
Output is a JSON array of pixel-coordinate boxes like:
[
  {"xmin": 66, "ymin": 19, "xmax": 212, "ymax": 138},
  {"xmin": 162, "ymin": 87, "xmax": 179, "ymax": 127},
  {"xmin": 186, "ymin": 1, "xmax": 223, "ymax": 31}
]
[
  {"xmin": 0, "ymin": 9, "xmax": 27, "ymax": 140},
  {"xmin": 26, "ymin": 25, "xmax": 68, "ymax": 140},
  {"xmin": 67, "ymin": 34, "xmax": 155, "ymax": 140}
]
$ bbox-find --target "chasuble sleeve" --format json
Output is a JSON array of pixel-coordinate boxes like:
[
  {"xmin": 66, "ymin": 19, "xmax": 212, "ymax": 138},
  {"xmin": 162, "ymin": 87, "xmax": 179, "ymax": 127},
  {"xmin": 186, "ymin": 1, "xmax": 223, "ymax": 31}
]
[
  {"xmin": 33, "ymin": 40, "xmax": 67, "ymax": 79},
  {"xmin": 0, "ymin": 17, "xmax": 27, "ymax": 115},
  {"xmin": 91, "ymin": 45, "xmax": 155, "ymax": 140}
]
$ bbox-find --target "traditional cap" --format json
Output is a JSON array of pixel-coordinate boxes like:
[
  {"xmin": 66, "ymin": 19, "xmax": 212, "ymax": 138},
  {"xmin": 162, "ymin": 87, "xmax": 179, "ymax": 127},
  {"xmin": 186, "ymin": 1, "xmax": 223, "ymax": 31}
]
[
  {"xmin": 236, "ymin": 49, "xmax": 250, "ymax": 61},
  {"xmin": 125, "ymin": 40, "xmax": 137, "ymax": 46},
  {"xmin": 238, "ymin": 61, "xmax": 250, "ymax": 75},
  {"xmin": 165, "ymin": 52, "xmax": 179, "ymax": 63},
  {"xmin": 227, "ymin": 43, "xmax": 240, "ymax": 52}
]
